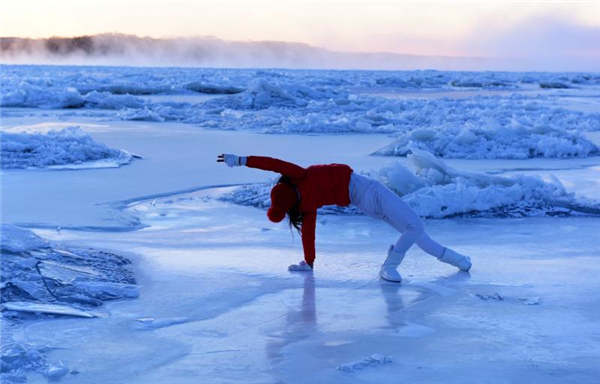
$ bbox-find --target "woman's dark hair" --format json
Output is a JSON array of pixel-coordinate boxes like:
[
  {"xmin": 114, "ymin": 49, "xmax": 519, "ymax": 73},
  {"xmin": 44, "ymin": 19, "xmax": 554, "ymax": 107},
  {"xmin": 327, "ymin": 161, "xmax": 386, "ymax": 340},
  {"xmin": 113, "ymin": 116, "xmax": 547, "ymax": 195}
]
[{"xmin": 278, "ymin": 175, "xmax": 302, "ymax": 234}]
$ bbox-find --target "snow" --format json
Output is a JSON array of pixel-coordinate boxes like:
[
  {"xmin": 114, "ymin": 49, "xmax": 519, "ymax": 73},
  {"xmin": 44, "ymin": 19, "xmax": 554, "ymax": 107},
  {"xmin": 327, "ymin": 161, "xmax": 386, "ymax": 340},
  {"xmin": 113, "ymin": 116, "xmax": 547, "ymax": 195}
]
[
  {"xmin": 2, "ymin": 64, "xmax": 600, "ymax": 383},
  {"xmin": 0, "ymin": 126, "xmax": 133, "ymax": 169}
]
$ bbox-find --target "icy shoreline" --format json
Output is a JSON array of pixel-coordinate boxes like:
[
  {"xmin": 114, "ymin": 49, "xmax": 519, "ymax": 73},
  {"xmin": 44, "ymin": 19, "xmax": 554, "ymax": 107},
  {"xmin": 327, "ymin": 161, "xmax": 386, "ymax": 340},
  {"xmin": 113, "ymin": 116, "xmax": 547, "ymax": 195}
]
[{"xmin": 0, "ymin": 225, "xmax": 138, "ymax": 382}]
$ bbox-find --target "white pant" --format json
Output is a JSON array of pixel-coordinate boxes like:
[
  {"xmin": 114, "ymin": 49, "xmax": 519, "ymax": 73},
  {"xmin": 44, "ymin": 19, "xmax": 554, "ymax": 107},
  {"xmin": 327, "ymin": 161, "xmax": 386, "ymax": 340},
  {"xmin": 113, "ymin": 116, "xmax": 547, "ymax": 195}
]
[{"xmin": 349, "ymin": 173, "xmax": 445, "ymax": 258}]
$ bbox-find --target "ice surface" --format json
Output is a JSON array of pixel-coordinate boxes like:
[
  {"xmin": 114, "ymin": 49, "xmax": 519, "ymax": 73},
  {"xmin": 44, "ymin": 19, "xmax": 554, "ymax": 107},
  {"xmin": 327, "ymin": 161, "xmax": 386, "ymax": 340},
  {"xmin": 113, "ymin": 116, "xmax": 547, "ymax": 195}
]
[
  {"xmin": 0, "ymin": 126, "xmax": 133, "ymax": 169},
  {"xmin": 2, "ymin": 65, "xmax": 600, "ymax": 383}
]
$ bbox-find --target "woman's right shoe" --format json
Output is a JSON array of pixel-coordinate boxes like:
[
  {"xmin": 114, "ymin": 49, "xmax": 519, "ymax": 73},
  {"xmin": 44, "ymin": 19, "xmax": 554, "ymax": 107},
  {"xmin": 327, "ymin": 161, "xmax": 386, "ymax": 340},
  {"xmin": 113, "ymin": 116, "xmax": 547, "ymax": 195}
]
[
  {"xmin": 438, "ymin": 248, "xmax": 472, "ymax": 272},
  {"xmin": 380, "ymin": 245, "xmax": 405, "ymax": 283}
]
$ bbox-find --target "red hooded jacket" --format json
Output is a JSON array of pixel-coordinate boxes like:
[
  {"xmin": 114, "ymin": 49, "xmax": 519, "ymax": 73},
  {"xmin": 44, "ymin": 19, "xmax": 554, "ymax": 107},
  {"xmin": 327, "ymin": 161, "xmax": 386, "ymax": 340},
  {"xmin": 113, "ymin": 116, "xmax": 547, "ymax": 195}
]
[{"xmin": 246, "ymin": 156, "xmax": 353, "ymax": 267}]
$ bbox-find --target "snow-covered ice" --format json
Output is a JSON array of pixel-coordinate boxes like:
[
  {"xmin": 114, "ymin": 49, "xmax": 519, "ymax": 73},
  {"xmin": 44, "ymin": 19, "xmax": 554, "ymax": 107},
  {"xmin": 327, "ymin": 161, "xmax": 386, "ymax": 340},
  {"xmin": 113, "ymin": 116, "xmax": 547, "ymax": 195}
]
[
  {"xmin": 373, "ymin": 117, "xmax": 599, "ymax": 159},
  {"xmin": 0, "ymin": 126, "xmax": 134, "ymax": 169},
  {"xmin": 2, "ymin": 66, "xmax": 600, "ymax": 158},
  {"xmin": 2, "ymin": 64, "xmax": 600, "ymax": 383}
]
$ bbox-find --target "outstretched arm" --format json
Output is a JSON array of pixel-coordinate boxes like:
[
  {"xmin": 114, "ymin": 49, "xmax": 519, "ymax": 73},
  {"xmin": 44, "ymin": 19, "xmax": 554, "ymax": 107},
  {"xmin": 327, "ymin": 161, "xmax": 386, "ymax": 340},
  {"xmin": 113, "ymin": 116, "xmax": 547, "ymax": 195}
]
[{"xmin": 217, "ymin": 154, "xmax": 306, "ymax": 179}]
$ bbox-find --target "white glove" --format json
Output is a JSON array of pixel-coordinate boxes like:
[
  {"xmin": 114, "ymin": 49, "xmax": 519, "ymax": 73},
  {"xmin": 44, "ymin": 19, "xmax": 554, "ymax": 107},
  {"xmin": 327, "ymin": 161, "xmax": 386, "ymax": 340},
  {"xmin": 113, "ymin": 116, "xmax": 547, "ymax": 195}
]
[
  {"xmin": 288, "ymin": 260, "xmax": 313, "ymax": 272},
  {"xmin": 217, "ymin": 153, "xmax": 247, "ymax": 167}
]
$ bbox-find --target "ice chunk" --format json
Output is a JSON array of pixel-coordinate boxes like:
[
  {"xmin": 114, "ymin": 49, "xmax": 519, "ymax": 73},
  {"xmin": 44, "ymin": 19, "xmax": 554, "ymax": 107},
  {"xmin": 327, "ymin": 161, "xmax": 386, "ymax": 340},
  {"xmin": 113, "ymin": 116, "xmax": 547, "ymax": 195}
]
[
  {"xmin": 134, "ymin": 317, "xmax": 189, "ymax": 330},
  {"xmin": 0, "ymin": 126, "xmax": 133, "ymax": 169},
  {"xmin": 95, "ymin": 84, "xmax": 172, "ymax": 95},
  {"xmin": 73, "ymin": 281, "xmax": 139, "ymax": 300},
  {"xmin": 83, "ymin": 90, "xmax": 145, "ymax": 109},
  {"xmin": 337, "ymin": 354, "xmax": 392, "ymax": 372},
  {"xmin": 1, "ymin": 302, "xmax": 97, "ymax": 318},
  {"xmin": 374, "ymin": 122, "xmax": 599, "ymax": 159},
  {"xmin": 0, "ymin": 85, "xmax": 84, "ymax": 108},
  {"xmin": 46, "ymin": 362, "xmax": 69, "ymax": 380},
  {"xmin": 388, "ymin": 149, "xmax": 599, "ymax": 218},
  {"xmin": 1, "ymin": 224, "xmax": 48, "ymax": 253},
  {"xmin": 184, "ymin": 81, "xmax": 244, "ymax": 94},
  {"xmin": 117, "ymin": 107, "xmax": 165, "ymax": 122},
  {"xmin": 475, "ymin": 293, "xmax": 504, "ymax": 301},
  {"xmin": 38, "ymin": 260, "xmax": 102, "ymax": 284},
  {"xmin": 539, "ymin": 82, "xmax": 570, "ymax": 89},
  {"xmin": 0, "ymin": 343, "xmax": 47, "ymax": 378}
]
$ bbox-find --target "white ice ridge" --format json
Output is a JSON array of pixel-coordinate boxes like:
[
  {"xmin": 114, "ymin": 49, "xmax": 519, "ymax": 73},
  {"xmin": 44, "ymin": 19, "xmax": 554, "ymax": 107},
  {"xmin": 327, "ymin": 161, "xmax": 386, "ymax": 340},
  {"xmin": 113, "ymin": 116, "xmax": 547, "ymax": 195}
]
[
  {"xmin": 373, "ymin": 120, "xmax": 599, "ymax": 159},
  {"xmin": 221, "ymin": 150, "xmax": 600, "ymax": 219},
  {"xmin": 0, "ymin": 126, "xmax": 134, "ymax": 169}
]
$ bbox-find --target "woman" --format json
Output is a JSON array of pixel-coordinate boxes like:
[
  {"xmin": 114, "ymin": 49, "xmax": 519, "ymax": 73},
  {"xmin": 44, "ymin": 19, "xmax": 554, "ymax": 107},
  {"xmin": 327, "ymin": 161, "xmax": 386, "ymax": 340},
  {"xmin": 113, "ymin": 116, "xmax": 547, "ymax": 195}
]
[{"xmin": 217, "ymin": 153, "xmax": 471, "ymax": 282}]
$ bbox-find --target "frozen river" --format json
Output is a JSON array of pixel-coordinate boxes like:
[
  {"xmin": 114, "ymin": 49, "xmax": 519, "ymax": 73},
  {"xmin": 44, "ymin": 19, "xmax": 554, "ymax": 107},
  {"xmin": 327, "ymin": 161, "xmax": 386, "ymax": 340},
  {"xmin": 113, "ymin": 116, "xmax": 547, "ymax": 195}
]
[{"xmin": 2, "ymin": 66, "xmax": 600, "ymax": 383}]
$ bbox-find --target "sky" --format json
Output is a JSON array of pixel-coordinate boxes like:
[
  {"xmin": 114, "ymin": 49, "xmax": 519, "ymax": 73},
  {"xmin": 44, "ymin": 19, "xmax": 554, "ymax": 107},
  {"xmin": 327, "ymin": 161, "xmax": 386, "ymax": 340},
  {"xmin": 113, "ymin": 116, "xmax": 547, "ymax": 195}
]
[{"xmin": 2, "ymin": 0, "xmax": 599, "ymax": 63}]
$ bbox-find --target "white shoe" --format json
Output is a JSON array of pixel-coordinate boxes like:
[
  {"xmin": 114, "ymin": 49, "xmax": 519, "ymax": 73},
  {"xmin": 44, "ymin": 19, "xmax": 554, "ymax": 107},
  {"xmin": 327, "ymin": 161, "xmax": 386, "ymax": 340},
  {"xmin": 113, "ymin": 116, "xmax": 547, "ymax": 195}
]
[
  {"xmin": 288, "ymin": 260, "xmax": 313, "ymax": 272},
  {"xmin": 438, "ymin": 248, "xmax": 471, "ymax": 271},
  {"xmin": 379, "ymin": 245, "xmax": 405, "ymax": 283}
]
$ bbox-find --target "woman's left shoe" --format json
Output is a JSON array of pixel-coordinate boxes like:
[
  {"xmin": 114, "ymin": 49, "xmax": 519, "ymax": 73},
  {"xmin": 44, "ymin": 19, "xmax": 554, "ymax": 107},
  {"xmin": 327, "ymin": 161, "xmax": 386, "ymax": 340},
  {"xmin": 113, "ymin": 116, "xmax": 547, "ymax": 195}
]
[
  {"xmin": 380, "ymin": 245, "xmax": 405, "ymax": 283},
  {"xmin": 438, "ymin": 248, "xmax": 472, "ymax": 272}
]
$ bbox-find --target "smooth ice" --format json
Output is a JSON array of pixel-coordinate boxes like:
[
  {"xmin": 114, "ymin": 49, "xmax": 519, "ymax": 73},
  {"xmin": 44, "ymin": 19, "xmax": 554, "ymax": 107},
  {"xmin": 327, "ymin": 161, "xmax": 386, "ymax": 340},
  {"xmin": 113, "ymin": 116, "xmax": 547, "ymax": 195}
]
[{"xmin": 26, "ymin": 196, "xmax": 600, "ymax": 384}]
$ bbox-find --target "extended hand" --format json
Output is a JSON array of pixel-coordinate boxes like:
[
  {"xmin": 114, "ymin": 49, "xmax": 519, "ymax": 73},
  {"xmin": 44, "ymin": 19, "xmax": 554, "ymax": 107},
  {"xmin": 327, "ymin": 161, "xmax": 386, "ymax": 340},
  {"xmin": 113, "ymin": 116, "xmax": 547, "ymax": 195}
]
[{"xmin": 217, "ymin": 154, "xmax": 246, "ymax": 167}]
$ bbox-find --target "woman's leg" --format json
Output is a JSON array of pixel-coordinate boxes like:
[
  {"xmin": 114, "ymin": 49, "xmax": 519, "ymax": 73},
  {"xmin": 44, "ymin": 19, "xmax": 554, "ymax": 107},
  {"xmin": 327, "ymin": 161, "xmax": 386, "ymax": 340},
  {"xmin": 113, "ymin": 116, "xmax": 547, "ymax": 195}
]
[
  {"xmin": 374, "ymin": 181, "xmax": 471, "ymax": 271},
  {"xmin": 415, "ymin": 232, "xmax": 445, "ymax": 259},
  {"xmin": 349, "ymin": 174, "xmax": 471, "ymax": 279},
  {"xmin": 374, "ymin": 183, "xmax": 425, "ymax": 255}
]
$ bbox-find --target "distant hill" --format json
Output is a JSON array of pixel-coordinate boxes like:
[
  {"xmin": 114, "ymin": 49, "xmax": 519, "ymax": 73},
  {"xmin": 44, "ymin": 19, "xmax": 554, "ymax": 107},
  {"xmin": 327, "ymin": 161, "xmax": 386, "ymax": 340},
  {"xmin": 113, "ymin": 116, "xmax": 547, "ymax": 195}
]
[{"xmin": 0, "ymin": 33, "xmax": 489, "ymax": 70}]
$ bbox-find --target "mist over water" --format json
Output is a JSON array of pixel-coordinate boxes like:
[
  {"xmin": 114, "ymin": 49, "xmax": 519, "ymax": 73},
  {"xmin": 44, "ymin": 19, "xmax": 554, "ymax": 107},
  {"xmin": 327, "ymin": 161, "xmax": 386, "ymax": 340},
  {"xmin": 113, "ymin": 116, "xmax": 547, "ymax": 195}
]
[{"xmin": 0, "ymin": 34, "xmax": 490, "ymax": 70}]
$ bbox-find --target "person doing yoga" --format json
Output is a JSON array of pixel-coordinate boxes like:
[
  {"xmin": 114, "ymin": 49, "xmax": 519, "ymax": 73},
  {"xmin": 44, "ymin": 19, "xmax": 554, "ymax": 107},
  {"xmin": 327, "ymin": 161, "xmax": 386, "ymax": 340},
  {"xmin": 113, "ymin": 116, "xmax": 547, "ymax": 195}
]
[{"xmin": 217, "ymin": 154, "xmax": 471, "ymax": 282}]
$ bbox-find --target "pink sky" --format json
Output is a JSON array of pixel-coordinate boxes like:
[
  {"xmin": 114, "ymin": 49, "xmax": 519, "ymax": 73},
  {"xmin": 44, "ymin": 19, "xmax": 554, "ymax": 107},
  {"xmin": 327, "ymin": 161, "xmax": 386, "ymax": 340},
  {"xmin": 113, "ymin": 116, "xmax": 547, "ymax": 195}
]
[{"xmin": 2, "ymin": 0, "xmax": 599, "ymax": 61}]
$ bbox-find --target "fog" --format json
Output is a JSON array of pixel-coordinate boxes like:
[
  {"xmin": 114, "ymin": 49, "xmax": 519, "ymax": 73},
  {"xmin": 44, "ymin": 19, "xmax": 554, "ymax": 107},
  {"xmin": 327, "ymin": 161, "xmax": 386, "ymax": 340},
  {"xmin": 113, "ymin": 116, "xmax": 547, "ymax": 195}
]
[
  {"xmin": 461, "ymin": 15, "xmax": 600, "ymax": 72},
  {"xmin": 1, "ymin": 14, "xmax": 598, "ymax": 71},
  {"xmin": 0, "ymin": 34, "xmax": 488, "ymax": 70}
]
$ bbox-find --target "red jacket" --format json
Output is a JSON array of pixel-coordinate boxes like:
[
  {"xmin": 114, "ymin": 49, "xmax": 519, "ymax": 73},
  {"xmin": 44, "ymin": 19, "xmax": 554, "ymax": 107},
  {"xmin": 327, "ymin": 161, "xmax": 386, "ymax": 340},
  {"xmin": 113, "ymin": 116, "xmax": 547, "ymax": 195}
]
[{"xmin": 246, "ymin": 156, "xmax": 353, "ymax": 267}]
